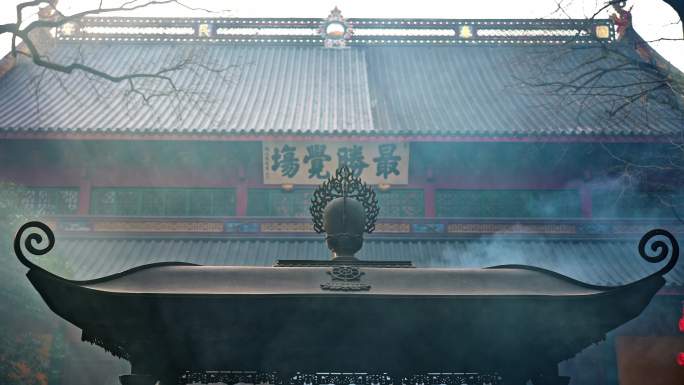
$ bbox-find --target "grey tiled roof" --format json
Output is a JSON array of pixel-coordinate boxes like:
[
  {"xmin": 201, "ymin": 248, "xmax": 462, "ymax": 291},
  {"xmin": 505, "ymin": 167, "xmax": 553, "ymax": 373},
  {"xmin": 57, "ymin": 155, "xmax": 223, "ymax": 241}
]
[
  {"xmin": 0, "ymin": 45, "xmax": 374, "ymax": 134},
  {"xmin": 366, "ymin": 45, "xmax": 683, "ymax": 135},
  {"xmin": 0, "ymin": 40, "xmax": 681, "ymax": 136},
  {"xmin": 46, "ymin": 236, "xmax": 684, "ymax": 286}
]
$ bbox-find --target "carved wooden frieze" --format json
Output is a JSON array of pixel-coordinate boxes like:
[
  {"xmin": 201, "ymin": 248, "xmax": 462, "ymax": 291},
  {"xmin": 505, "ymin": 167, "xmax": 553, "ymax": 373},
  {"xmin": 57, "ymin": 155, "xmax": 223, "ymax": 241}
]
[{"xmin": 320, "ymin": 265, "xmax": 371, "ymax": 291}]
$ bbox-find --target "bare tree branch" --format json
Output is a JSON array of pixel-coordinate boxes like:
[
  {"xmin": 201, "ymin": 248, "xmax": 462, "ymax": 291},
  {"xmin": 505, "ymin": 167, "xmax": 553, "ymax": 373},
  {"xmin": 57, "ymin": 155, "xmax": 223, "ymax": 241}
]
[
  {"xmin": 1, "ymin": 0, "xmax": 234, "ymax": 102},
  {"xmin": 514, "ymin": 1, "xmax": 684, "ymax": 223},
  {"xmin": 647, "ymin": 36, "xmax": 684, "ymax": 42},
  {"xmin": 661, "ymin": 0, "xmax": 684, "ymax": 35}
]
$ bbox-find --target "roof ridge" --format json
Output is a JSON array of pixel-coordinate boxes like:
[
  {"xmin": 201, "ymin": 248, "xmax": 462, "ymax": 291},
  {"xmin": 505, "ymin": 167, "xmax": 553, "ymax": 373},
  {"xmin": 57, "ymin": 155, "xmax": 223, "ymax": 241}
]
[{"xmin": 56, "ymin": 16, "xmax": 617, "ymax": 46}]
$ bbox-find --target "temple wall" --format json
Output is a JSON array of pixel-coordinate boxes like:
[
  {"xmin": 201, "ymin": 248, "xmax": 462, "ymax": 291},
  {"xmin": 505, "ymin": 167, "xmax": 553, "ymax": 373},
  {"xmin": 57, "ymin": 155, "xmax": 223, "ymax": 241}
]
[
  {"xmin": 1, "ymin": 139, "xmax": 681, "ymax": 220},
  {"xmin": 1, "ymin": 138, "xmax": 682, "ymax": 384}
]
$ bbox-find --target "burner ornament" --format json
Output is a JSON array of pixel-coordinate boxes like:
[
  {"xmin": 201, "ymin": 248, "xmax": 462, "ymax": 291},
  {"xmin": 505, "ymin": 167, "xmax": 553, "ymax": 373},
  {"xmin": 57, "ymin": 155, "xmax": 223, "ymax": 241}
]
[{"xmin": 310, "ymin": 166, "xmax": 379, "ymax": 260}]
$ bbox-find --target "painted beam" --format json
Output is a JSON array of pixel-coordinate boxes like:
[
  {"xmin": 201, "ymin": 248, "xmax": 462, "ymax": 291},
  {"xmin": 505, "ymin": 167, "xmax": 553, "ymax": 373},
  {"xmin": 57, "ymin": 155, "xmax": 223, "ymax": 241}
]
[{"xmin": 0, "ymin": 132, "xmax": 674, "ymax": 144}]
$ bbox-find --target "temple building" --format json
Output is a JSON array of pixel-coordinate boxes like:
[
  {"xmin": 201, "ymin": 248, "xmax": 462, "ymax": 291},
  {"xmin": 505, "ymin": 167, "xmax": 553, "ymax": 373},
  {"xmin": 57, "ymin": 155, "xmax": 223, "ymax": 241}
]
[{"xmin": 1, "ymin": 8, "xmax": 683, "ymax": 385}]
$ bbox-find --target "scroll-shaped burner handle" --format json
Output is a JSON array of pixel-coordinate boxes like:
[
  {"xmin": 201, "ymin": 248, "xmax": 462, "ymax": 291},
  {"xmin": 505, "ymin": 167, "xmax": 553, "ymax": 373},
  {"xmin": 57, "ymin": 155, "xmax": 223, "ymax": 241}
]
[
  {"xmin": 639, "ymin": 229, "xmax": 679, "ymax": 276},
  {"xmin": 14, "ymin": 221, "xmax": 55, "ymax": 270}
]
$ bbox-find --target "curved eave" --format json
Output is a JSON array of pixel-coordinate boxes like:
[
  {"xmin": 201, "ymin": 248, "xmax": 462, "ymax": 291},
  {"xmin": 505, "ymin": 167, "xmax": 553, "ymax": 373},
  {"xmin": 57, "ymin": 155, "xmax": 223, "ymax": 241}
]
[
  {"xmin": 25, "ymin": 262, "xmax": 666, "ymax": 298},
  {"xmin": 23, "ymin": 262, "xmax": 665, "ymax": 374}
]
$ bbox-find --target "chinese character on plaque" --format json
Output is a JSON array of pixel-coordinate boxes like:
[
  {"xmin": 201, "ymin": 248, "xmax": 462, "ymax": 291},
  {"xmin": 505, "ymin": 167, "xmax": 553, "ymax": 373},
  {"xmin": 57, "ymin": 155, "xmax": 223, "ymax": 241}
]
[
  {"xmin": 271, "ymin": 144, "xmax": 300, "ymax": 178},
  {"xmin": 304, "ymin": 144, "xmax": 332, "ymax": 179},
  {"xmin": 373, "ymin": 144, "xmax": 402, "ymax": 179},
  {"xmin": 263, "ymin": 142, "xmax": 408, "ymax": 185}
]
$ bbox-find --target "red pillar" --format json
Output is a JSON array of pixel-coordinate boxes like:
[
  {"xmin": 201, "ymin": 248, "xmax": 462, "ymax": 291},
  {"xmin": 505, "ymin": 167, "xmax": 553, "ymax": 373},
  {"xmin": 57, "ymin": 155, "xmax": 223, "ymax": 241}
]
[
  {"xmin": 580, "ymin": 185, "xmax": 592, "ymax": 218},
  {"xmin": 78, "ymin": 179, "xmax": 91, "ymax": 215},
  {"xmin": 235, "ymin": 166, "xmax": 248, "ymax": 216},
  {"xmin": 236, "ymin": 184, "xmax": 248, "ymax": 216},
  {"xmin": 424, "ymin": 184, "xmax": 436, "ymax": 217}
]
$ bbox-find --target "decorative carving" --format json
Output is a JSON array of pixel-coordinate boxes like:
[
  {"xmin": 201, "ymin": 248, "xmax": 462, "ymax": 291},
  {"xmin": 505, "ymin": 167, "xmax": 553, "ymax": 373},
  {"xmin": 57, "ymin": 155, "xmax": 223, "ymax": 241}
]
[
  {"xmin": 59, "ymin": 17, "xmax": 614, "ymax": 45},
  {"xmin": 330, "ymin": 265, "xmax": 363, "ymax": 280},
  {"xmin": 14, "ymin": 221, "xmax": 55, "ymax": 270},
  {"xmin": 638, "ymin": 229, "xmax": 679, "ymax": 276},
  {"xmin": 291, "ymin": 373, "xmax": 392, "ymax": 385},
  {"xmin": 169, "ymin": 371, "xmax": 506, "ymax": 385},
  {"xmin": 261, "ymin": 222, "xmax": 314, "ymax": 233},
  {"xmin": 410, "ymin": 223, "xmax": 445, "ymax": 233},
  {"xmin": 321, "ymin": 265, "xmax": 371, "ymax": 291},
  {"xmin": 224, "ymin": 222, "xmax": 261, "ymax": 233},
  {"xmin": 310, "ymin": 166, "xmax": 379, "ymax": 234},
  {"xmin": 93, "ymin": 221, "xmax": 223, "ymax": 233},
  {"xmin": 289, "ymin": 373, "xmax": 501, "ymax": 385},
  {"xmin": 447, "ymin": 223, "xmax": 576, "ymax": 234},
  {"xmin": 319, "ymin": 7, "xmax": 353, "ymax": 48},
  {"xmin": 610, "ymin": 1, "xmax": 632, "ymax": 40},
  {"xmin": 179, "ymin": 371, "xmax": 280, "ymax": 385},
  {"xmin": 375, "ymin": 223, "xmax": 411, "ymax": 233},
  {"xmin": 402, "ymin": 373, "xmax": 502, "ymax": 385}
]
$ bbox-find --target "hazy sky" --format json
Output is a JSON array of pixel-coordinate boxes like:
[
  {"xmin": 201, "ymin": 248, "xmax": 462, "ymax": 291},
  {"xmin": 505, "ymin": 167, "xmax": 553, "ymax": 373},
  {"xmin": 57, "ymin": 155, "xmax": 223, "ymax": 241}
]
[{"xmin": 1, "ymin": 0, "xmax": 683, "ymax": 69}]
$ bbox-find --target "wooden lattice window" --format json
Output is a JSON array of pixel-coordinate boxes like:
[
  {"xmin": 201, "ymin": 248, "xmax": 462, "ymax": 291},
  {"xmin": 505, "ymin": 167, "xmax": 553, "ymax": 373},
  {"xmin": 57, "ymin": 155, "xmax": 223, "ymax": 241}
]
[
  {"xmin": 435, "ymin": 189, "xmax": 581, "ymax": 218},
  {"xmin": 90, "ymin": 188, "xmax": 235, "ymax": 216},
  {"xmin": 20, "ymin": 187, "xmax": 79, "ymax": 215},
  {"xmin": 248, "ymin": 188, "xmax": 424, "ymax": 218},
  {"xmin": 592, "ymin": 190, "xmax": 684, "ymax": 218},
  {"xmin": 247, "ymin": 189, "xmax": 313, "ymax": 217},
  {"xmin": 376, "ymin": 189, "xmax": 424, "ymax": 217}
]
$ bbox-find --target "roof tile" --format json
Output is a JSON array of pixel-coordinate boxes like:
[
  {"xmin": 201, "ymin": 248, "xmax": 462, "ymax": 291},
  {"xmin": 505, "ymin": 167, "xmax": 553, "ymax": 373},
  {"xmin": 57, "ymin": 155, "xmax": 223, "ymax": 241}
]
[{"xmin": 1, "ymin": 41, "xmax": 681, "ymax": 136}]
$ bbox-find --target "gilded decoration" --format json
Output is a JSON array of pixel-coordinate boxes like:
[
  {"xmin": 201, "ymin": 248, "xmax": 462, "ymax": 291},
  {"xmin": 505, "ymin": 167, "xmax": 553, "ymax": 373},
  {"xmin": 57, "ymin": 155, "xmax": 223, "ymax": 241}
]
[{"xmin": 459, "ymin": 25, "xmax": 473, "ymax": 39}]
